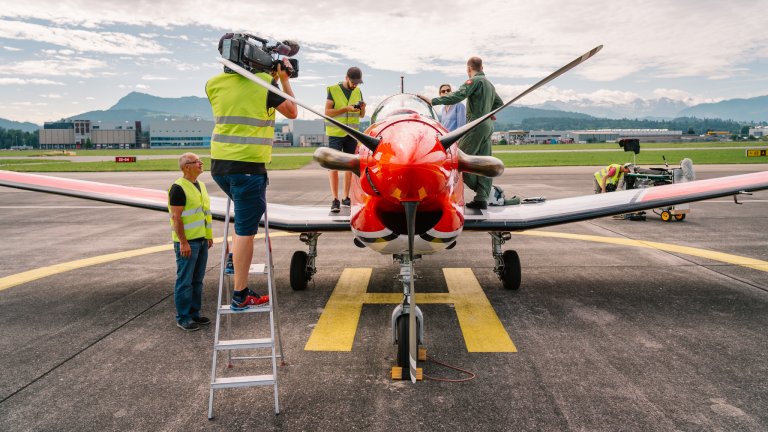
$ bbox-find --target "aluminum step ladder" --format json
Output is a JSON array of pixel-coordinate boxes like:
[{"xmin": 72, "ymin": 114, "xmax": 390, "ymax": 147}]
[{"xmin": 208, "ymin": 198, "xmax": 284, "ymax": 419}]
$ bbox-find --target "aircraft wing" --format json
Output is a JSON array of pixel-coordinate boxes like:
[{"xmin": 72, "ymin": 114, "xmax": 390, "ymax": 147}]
[
  {"xmin": 464, "ymin": 170, "xmax": 768, "ymax": 231},
  {"xmin": 0, "ymin": 170, "xmax": 351, "ymax": 232}
]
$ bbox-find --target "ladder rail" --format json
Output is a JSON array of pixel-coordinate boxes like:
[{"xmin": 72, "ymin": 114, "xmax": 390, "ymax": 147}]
[
  {"xmin": 263, "ymin": 204, "xmax": 281, "ymax": 413},
  {"xmin": 208, "ymin": 197, "xmax": 283, "ymax": 419},
  {"xmin": 208, "ymin": 197, "xmax": 232, "ymax": 419}
]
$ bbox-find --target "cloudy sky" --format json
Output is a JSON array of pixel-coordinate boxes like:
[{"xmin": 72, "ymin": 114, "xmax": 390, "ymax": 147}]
[{"xmin": 1, "ymin": 0, "xmax": 767, "ymax": 124}]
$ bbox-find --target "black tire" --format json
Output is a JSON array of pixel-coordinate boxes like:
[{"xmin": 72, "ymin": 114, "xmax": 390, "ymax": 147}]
[
  {"xmin": 501, "ymin": 250, "xmax": 521, "ymax": 290},
  {"xmin": 675, "ymin": 213, "xmax": 686, "ymax": 221},
  {"xmin": 396, "ymin": 315, "xmax": 410, "ymax": 380},
  {"xmin": 290, "ymin": 251, "xmax": 309, "ymax": 291}
]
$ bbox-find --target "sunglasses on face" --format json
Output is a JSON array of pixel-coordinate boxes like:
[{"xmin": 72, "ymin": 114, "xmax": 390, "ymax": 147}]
[{"xmin": 440, "ymin": 89, "xmax": 451, "ymax": 94}]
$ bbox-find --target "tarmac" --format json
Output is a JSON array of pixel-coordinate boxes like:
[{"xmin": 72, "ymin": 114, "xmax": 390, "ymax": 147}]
[{"xmin": 1, "ymin": 163, "xmax": 767, "ymax": 431}]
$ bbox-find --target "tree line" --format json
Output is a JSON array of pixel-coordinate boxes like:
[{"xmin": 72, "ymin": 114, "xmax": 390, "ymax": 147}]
[
  {"xmin": 0, "ymin": 128, "xmax": 39, "ymax": 149},
  {"xmin": 504, "ymin": 117, "xmax": 752, "ymax": 135}
]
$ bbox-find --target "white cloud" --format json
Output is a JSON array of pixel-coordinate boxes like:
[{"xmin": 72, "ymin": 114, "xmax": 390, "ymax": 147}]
[
  {"xmin": 3, "ymin": 45, "xmax": 22, "ymax": 51},
  {"xmin": 4, "ymin": 1, "xmax": 767, "ymax": 81},
  {"xmin": 0, "ymin": 19, "xmax": 167, "ymax": 55},
  {"xmin": 40, "ymin": 93, "xmax": 64, "ymax": 98},
  {"xmin": 0, "ymin": 78, "xmax": 65, "ymax": 85},
  {"xmin": 141, "ymin": 75, "xmax": 170, "ymax": 81},
  {"xmin": 0, "ymin": 58, "xmax": 106, "ymax": 77},
  {"xmin": 135, "ymin": 84, "xmax": 150, "ymax": 89}
]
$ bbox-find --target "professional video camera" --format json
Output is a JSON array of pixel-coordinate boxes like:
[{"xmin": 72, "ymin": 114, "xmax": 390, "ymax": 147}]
[{"xmin": 220, "ymin": 33, "xmax": 300, "ymax": 78}]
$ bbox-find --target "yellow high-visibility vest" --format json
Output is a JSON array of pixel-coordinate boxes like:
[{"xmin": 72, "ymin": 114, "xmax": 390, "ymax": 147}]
[
  {"xmin": 168, "ymin": 178, "xmax": 212, "ymax": 242},
  {"xmin": 594, "ymin": 164, "xmax": 624, "ymax": 187},
  {"xmin": 325, "ymin": 84, "xmax": 362, "ymax": 137},
  {"xmin": 206, "ymin": 72, "xmax": 275, "ymax": 163}
]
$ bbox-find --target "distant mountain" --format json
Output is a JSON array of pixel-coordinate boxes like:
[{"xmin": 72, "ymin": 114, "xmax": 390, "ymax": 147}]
[
  {"xmin": 66, "ymin": 92, "xmax": 214, "ymax": 128},
  {"xmin": 109, "ymin": 92, "xmax": 212, "ymax": 119},
  {"xmin": 0, "ymin": 118, "xmax": 40, "ymax": 133},
  {"xmin": 531, "ymin": 97, "xmax": 689, "ymax": 120},
  {"xmin": 677, "ymin": 95, "xmax": 768, "ymax": 122}
]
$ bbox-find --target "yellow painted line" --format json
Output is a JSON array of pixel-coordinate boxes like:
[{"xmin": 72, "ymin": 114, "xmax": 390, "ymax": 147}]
[
  {"xmin": 443, "ymin": 268, "xmax": 517, "ymax": 353},
  {"xmin": 515, "ymin": 231, "xmax": 768, "ymax": 272},
  {"xmin": 0, "ymin": 232, "xmax": 297, "ymax": 292},
  {"xmin": 306, "ymin": 267, "xmax": 516, "ymax": 352},
  {"xmin": 305, "ymin": 268, "xmax": 372, "ymax": 351}
]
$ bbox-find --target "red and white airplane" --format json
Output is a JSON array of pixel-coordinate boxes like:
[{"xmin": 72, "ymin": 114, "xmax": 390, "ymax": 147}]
[{"xmin": 2, "ymin": 46, "xmax": 768, "ymax": 382}]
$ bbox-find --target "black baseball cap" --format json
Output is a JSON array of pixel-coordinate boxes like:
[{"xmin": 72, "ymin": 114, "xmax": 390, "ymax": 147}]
[{"xmin": 347, "ymin": 67, "xmax": 363, "ymax": 84}]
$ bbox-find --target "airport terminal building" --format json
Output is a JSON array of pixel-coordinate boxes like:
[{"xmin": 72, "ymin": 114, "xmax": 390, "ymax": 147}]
[
  {"xmin": 39, "ymin": 120, "xmax": 141, "ymax": 150},
  {"xmin": 149, "ymin": 119, "xmax": 214, "ymax": 148}
]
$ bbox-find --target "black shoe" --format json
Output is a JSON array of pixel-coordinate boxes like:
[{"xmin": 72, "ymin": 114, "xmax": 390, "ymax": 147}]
[
  {"xmin": 465, "ymin": 200, "xmax": 487, "ymax": 210},
  {"xmin": 177, "ymin": 321, "xmax": 200, "ymax": 332},
  {"xmin": 330, "ymin": 199, "xmax": 340, "ymax": 213},
  {"xmin": 341, "ymin": 197, "xmax": 351, "ymax": 207},
  {"xmin": 192, "ymin": 316, "xmax": 211, "ymax": 326}
]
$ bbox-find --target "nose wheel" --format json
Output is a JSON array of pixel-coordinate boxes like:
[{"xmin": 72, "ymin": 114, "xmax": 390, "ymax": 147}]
[
  {"xmin": 491, "ymin": 232, "xmax": 522, "ymax": 290},
  {"xmin": 290, "ymin": 232, "xmax": 320, "ymax": 291}
]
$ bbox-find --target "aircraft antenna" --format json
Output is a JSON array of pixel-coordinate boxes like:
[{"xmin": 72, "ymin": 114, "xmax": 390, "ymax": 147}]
[{"xmin": 400, "ymin": 75, "xmax": 404, "ymax": 94}]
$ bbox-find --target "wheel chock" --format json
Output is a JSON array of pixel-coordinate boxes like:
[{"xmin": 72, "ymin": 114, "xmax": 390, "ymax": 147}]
[
  {"xmin": 391, "ymin": 366, "xmax": 423, "ymax": 381},
  {"xmin": 418, "ymin": 347, "xmax": 427, "ymax": 361},
  {"xmin": 391, "ymin": 366, "xmax": 402, "ymax": 380}
]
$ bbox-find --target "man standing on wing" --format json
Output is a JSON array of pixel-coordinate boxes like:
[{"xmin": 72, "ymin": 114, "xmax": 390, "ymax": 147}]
[{"xmin": 425, "ymin": 57, "xmax": 502, "ymax": 210}]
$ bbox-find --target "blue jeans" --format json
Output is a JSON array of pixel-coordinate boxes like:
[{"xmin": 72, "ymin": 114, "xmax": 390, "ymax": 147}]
[
  {"xmin": 174, "ymin": 238, "xmax": 208, "ymax": 325},
  {"xmin": 213, "ymin": 173, "xmax": 267, "ymax": 236}
]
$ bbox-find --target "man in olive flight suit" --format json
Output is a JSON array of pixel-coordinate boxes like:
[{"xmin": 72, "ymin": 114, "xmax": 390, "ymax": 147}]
[{"xmin": 425, "ymin": 56, "xmax": 503, "ymax": 210}]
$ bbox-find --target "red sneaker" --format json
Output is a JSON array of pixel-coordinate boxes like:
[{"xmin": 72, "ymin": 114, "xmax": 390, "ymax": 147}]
[{"xmin": 231, "ymin": 292, "xmax": 270, "ymax": 311}]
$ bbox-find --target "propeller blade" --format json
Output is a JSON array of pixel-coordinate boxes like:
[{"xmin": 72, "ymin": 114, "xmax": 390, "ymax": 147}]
[
  {"xmin": 402, "ymin": 201, "xmax": 419, "ymax": 383},
  {"xmin": 216, "ymin": 57, "xmax": 381, "ymax": 152},
  {"xmin": 457, "ymin": 149, "xmax": 505, "ymax": 177},
  {"xmin": 438, "ymin": 44, "xmax": 603, "ymax": 149},
  {"xmin": 313, "ymin": 147, "xmax": 361, "ymax": 176}
]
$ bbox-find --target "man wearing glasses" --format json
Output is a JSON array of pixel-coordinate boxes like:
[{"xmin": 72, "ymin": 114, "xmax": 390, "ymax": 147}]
[
  {"xmin": 436, "ymin": 84, "xmax": 466, "ymax": 132},
  {"xmin": 168, "ymin": 153, "xmax": 214, "ymax": 331}
]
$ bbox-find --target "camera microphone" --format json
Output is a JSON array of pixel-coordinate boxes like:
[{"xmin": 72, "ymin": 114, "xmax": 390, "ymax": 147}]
[{"xmin": 281, "ymin": 40, "xmax": 300, "ymax": 56}]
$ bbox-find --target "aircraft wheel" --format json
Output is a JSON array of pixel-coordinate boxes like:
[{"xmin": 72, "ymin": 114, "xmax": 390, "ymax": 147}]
[
  {"xmin": 290, "ymin": 251, "xmax": 310, "ymax": 291},
  {"xmin": 675, "ymin": 214, "xmax": 686, "ymax": 221},
  {"xmin": 396, "ymin": 315, "xmax": 410, "ymax": 380},
  {"xmin": 501, "ymin": 250, "xmax": 521, "ymax": 291},
  {"xmin": 660, "ymin": 211, "xmax": 671, "ymax": 222}
]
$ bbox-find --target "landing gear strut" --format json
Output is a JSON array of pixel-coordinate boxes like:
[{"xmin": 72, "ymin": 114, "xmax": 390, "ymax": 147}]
[
  {"xmin": 390, "ymin": 254, "xmax": 424, "ymax": 381},
  {"xmin": 491, "ymin": 231, "xmax": 521, "ymax": 290},
  {"xmin": 290, "ymin": 232, "xmax": 320, "ymax": 291}
]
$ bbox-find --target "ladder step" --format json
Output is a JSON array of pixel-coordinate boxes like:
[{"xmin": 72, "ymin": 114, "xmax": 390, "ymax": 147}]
[
  {"xmin": 215, "ymin": 338, "xmax": 273, "ymax": 350},
  {"xmin": 211, "ymin": 374, "xmax": 274, "ymax": 389},
  {"xmin": 249, "ymin": 263, "xmax": 267, "ymax": 274},
  {"xmin": 219, "ymin": 305, "xmax": 271, "ymax": 314},
  {"xmin": 224, "ymin": 263, "xmax": 267, "ymax": 277}
]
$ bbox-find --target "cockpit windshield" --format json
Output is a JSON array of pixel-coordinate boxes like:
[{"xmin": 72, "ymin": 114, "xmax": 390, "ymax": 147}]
[{"xmin": 370, "ymin": 94, "xmax": 438, "ymax": 124}]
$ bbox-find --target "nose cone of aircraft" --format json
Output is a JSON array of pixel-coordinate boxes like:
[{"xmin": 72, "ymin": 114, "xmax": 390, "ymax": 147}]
[{"xmin": 367, "ymin": 121, "xmax": 452, "ymax": 204}]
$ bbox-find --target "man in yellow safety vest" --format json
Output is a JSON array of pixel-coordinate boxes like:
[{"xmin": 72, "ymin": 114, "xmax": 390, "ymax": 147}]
[
  {"xmin": 206, "ymin": 33, "xmax": 298, "ymax": 311},
  {"xmin": 325, "ymin": 66, "xmax": 365, "ymax": 212},
  {"xmin": 168, "ymin": 152, "xmax": 213, "ymax": 331},
  {"xmin": 594, "ymin": 162, "xmax": 633, "ymax": 193}
]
